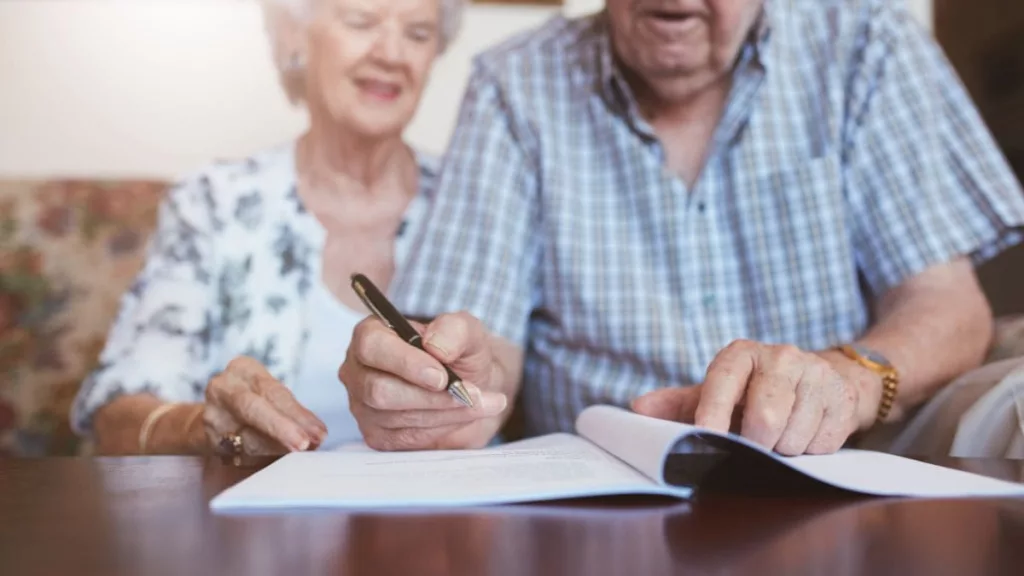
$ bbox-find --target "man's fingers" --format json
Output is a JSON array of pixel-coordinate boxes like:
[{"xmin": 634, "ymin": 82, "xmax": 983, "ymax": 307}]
[
  {"xmin": 347, "ymin": 318, "xmax": 449, "ymax": 392},
  {"xmin": 257, "ymin": 377, "xmax": 328, "ymax": 443},
  {"xmin": 697, "ymin": 341, "xmax": 757, "ymax": 432},
  {"xmin": 355, "ymin": 368, "xmax": 486, "ymax": 411},
  {"xmin": 772, "ymin": 372, "xmax": 824, "ymax": 456},
  {"xmin": 368, "ymin": 393, "xmax": 508, "ymax": 429},
  {"xmin": 740, "ymin": 346, "xmax": 802, "ymax": 449},
  {"xmin": 631, "ymin": 386, "xmax": 702, "ymax": 423},
  {"xmin": 806, "ymin": 373, "xmax": 859, "ymax": 455},
  {"xmin": 422, "ymin": 312, "xmax": 493, "ymax": 382},
  {"xmin": 805, "ymin": 406, "xmax": 849, "ymax": 455},
  {"xmin": 363, "ymin": 424, "xmax": 465, "ymax": 452}
]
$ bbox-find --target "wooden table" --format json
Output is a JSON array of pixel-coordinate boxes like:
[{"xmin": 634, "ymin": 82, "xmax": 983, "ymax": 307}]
[{"xmin": 2, "ymin": 456, "xmax": 1024, "ymax": 576}]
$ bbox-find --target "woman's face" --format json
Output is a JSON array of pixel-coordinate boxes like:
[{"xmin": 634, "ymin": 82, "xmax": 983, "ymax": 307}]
[{"xmin": 304, "ymin": 0, "xmax": 441, "ymax": 139}]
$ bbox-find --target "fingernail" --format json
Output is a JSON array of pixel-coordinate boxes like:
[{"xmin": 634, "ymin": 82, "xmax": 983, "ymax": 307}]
[
  {"xmin": 464, "ymin": 383, "xmax": 482, "ymax": 403},
  {"xmin": 295, "ymin": 437, "xmax": 310, "ymax": 452},
  {"xmin": 480, "ymin": 392, "xmax": 508, "ymax": 414},
  {"xmin": 424, "ymin": 334, "xmax": 451, "ymax": 359},
  {"xmin": 422, "ymin": 367, "xmax": 446, "ymax": 390}
]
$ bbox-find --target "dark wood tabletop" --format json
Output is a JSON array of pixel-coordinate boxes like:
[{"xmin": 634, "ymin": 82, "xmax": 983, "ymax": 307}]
[{"xmin": 2, "ymin": 456, "xmax": 1024, "ymax": 576}]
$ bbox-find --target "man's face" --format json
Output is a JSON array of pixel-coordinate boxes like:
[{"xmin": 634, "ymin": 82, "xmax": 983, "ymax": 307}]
[{"xmin": 606, "ymin": 0, "xmax": 764, "ymax": 101}]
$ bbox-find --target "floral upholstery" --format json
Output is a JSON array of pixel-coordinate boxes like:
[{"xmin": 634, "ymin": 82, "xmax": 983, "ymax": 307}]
[{"xmin": 0, "ymin": 180, "xmax": 168, "ymax": 455}]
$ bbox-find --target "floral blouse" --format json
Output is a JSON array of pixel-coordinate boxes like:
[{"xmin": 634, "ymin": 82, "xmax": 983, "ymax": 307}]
[{"xmin": 71, "ymin": 143, "xmax": 437, "ymax": 435}]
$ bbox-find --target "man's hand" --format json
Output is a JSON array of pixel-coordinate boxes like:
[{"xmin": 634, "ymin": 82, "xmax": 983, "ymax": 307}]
[
  {"xmin": 633, "ymin": 340, "xmax": 880, "ymax": 455},
  {"xmin": 339, "ymin": 312, "xmax": 510, "ymax": 451}
]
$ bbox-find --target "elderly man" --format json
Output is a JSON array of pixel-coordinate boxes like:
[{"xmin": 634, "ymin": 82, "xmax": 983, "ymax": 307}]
[{"xmin": 339, "ymin": 0, "xmax": 1024, "ymax": 455}]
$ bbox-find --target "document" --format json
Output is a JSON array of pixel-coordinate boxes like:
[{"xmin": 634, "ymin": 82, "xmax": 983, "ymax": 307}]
[{"xmin": 210, "ymin": 405, "xmax": 1024, "ymax": 511}]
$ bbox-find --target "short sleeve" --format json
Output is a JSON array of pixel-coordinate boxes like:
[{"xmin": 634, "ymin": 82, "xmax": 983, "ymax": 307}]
[
  {"xmin": 844, "ymin": 5, "xmax": 1024, "ymax": 296},
  {"xmin": 391, "ymin": 62, "xmax": 541, "ymax": 347},
  {"xmin": 70, "ymin": 174, "xmax": 220, "ymax": 435}
]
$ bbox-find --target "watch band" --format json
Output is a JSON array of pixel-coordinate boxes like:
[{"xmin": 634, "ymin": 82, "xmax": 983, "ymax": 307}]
[{"xmin": 837, "ymin": 344, "xmax": 899, "ymax": 424}]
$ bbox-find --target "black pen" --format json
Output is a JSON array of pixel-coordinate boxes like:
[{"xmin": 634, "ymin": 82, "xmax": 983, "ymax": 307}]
[{"xmin": 350, "ymin": 273, "xmax": 474, "ymax": 408}]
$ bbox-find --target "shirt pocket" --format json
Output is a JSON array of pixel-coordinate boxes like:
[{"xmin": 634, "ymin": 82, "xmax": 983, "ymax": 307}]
[{"xmin": 730, "ymin": 152, "xmax": 863, "ymax": 346}]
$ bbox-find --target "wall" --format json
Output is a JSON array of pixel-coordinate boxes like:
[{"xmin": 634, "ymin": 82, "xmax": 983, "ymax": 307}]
[
  {"xmin": 0, "ymin": 0, "xmax": 932, "ymax": 179},
  {"xmin": 0, "ymin": 0, "xmax": 566, "ymax": 178},
  {"xmin": 934, "ymin": 0, "xmax": 1024, "ymax": 316}
]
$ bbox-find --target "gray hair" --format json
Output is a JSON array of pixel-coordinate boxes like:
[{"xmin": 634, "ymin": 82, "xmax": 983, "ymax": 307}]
[{"xmin": 262, "ymin": 0, "xmax": 464, "ymax": 104}]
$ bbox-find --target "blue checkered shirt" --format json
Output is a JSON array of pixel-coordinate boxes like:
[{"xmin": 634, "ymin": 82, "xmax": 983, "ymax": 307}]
[{"xmin": 392, "ymin": 1, "xmax": 1024, "ymax": 436}]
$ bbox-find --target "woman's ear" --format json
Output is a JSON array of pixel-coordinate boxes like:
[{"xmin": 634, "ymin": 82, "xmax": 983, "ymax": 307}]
[{"xmin": 263, "ymin": 3, "xmax": 310, "ymax": 72}]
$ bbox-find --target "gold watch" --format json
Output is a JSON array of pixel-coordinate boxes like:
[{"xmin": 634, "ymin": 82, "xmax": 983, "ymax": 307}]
[{"xmin": 837, "ymin": 344, "xmax": 899, "ymax": 424}]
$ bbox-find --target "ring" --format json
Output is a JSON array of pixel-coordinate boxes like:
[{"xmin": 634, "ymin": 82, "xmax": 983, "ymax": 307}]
[{"xmin": 219, "ymin": 431, "xmax": 244, "ymax": 456}]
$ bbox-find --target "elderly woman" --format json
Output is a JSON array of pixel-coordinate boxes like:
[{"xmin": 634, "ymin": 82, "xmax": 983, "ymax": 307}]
[{"xmin": 71, "ymin": 0, "xmax": 476, "ymax": 455}]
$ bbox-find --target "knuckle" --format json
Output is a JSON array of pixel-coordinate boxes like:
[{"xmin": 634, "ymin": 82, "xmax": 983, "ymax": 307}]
[
  {"xmin": 205, "ymin": 375, "xmax": 223, "ymax": 400},
  {"xmin": 748, "ymin": 406, "xmax": 785, "ymax": 435},
  {"xmin": 363, "ymin": 430, "xmax": 390, "ymax": 451},
  {"xmin": 369, "ymin": 429, "xmax": 419, "ymax": 451},
  {"xmin": 226, "ymin": 356, "xmax": 256, "ymax": 373},
  {"xmin": 236, "ymin": 393, "xmax": 259, "ymax": 419},
  {"xmin": 773, "ymin": 344, "xmax": 803, "ymax": 363},
  {"xmin": 449, "ymin": 310, "xmax": 474, "ymax": 329},
  {"xmin": 337, "ymin": 358, "xmax": 352, "ymax": 387},
  {"xmin": 392, "ymin": 428, "xmax": 427, "ymax": 450},
  {"xmin": 725, "ymin": 339, "xmax": 754, "ymax": 355},
  {"xmin": 364, "ymin": 378, "xmax": 392, "ymax": 410},
  {"xmin": 351, "ymin": 328, "xmax": 379, "ymax": 366}
]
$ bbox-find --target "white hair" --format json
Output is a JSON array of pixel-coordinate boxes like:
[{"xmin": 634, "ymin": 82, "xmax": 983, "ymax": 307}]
[{"xmin": 261, "ymin": 0, "xmax": 464, "ymax": 104}]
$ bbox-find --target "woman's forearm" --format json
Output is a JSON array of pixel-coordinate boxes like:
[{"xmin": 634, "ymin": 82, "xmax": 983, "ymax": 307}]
[{"xmin": 92, "ymin": 394, "xmax": 207, "ymax": 455}]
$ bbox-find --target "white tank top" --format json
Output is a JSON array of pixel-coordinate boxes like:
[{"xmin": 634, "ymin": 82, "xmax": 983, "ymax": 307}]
[
  {"xmin": 289, "ymin": 173, "xmax": 429, "ymax": 450},
  {"xmin": 290, "ymin": 280, "xmax": 367, "ymax": 449}
]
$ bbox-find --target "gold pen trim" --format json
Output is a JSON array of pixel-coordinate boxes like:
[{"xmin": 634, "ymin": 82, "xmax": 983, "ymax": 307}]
[{"xmin": 352, "ymin": 280, "xmax": 392, "ymax": 329}]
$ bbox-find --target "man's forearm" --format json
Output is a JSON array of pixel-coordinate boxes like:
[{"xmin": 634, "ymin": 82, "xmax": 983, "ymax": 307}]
[{"xmin": 842, "ymin": 259, "xmax": 993, "ymax": 426}]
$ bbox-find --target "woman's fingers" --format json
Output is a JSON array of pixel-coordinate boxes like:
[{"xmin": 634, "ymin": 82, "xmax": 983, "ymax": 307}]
[
  {"xmin": 238, "ymin": 426, "xmax": 290, "ymax": 456},
  {"xmin": 203, "ymin": 402, "xmax": 291, "ymax": 455},
  {"xmin": 229, "ymin": 389, "xmax": 313, "ymax": 451},
  {"xmin": 207, "ymin": 359, "xmax": 316, "ymax": 452},
  {"xmin": 257, "ymin": 377, "xmax": 328, "ymax": 443}
]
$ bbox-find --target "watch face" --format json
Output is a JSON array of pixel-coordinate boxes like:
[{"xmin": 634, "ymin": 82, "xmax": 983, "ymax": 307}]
[{"xmin": 852, "ymin": 344, "xmax": 893, "ymax": 368}]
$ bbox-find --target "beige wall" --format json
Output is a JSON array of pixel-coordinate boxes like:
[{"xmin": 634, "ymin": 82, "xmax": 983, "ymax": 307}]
[{"xmin": 0, "ymin": 0, "xmax": 932, "ymax": 179}]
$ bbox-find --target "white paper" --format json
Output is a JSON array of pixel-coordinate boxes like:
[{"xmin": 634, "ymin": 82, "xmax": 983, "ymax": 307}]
[
  {"xmin": 210, "ymin": 405, "xmax": 1024, "ymax": 511},
  {"xmin": 210, "ymin": 433, "xmax": 690, "ymax": 511},
  {"xmin": 587, "ymin": 404, "xmax": 1024, "ymax": 498},
  {"xmin": 783, "ymin": 449, "xmax": 1024, "ymax": 498},
  {"xmin": 575, "ymin": 405, "xmax": 694, "ymax": 484}
]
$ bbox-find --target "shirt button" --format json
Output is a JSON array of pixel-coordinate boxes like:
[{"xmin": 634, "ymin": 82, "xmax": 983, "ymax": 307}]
[{"xmin": 702, "ymin": 294, "xmax": 716, "ymax": 308}]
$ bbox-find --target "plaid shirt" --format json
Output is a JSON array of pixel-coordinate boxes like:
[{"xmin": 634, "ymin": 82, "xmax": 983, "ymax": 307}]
[{"xmin": 393, "ymin": 1, "xmax": 1024, "ymax": 436}]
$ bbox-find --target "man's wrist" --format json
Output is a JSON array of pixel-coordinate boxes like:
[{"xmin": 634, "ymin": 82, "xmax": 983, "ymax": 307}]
[{"xmin": 817, "ymin": 349, "xmax": 884, "ymax": 430}]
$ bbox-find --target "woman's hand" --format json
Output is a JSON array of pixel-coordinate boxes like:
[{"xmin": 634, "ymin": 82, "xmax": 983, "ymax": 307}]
[{"xmin": 204, "ymin": 356, "xmax": 328, "ymax": 455}]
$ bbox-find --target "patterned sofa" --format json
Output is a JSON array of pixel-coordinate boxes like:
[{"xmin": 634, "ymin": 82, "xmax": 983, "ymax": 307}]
[
  {"xmin": 1, "ymin": 178, "xmax": 1023, "ymax": 456},
  {"xmin": 0, "ymin": 179, "xmax": 167, "ymax": 455}
]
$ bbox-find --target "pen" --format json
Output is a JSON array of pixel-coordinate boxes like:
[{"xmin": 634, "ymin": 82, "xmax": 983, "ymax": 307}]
[{"xmin": 350, "ymin": 273, "xmax": 475, "ymax": 408}]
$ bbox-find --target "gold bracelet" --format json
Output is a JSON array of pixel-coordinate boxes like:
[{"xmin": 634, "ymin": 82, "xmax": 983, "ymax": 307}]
[
  {"xmin": 138, "ymin": 403, "xmax": 180, "ymax": 455},
  {"xmin": 182, "ymin": 404, "xmax": 205, "ymax": 434}
]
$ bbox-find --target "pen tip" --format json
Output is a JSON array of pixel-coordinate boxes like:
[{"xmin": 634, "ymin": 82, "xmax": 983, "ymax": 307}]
[{"xmin": 450, "ymin": 381, "xmax": 475, "ymax": 408}]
